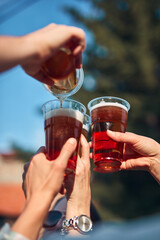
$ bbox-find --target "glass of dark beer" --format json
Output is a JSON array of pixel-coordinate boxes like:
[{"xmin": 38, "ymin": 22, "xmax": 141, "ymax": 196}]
[
  {"xmin": 42, "ymin": 48, "xmax": 84, "ymax": 99},
  {"xmin": 42, "ymin": 99, "xmax": 86, "ymax": 174},
  {"xmin": 88, "ymin": 96, "xmax": 130, "ymax": 173}
]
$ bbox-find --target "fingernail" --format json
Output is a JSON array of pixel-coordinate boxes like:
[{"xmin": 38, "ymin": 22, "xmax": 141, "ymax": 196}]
[{"xmin": 68, "ymin": 138, "xmax": 77, "ymax": 145}]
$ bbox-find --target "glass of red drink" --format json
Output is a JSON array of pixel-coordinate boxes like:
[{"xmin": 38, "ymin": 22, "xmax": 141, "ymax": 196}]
[
  {"xmin": 88, "ymin": 96, "xmax": 130, "ymax": 173},
  {"xmin": 42, "ymin": 99, "xmax": 86, "ymax": 174},
  {"xmin": 42, "ymin": 48, "xmax": 84, "ymax": 99}
]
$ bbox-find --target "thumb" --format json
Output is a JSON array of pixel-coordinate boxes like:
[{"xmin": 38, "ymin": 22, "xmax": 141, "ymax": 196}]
[{"xmin": 56, "ymin": 138, "xmax": 77, "ymax": 168}]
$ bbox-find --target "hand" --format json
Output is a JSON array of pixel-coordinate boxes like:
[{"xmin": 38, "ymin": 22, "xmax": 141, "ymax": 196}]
[
  {"xmin": 25, "ymin": 138, "xmax": 77, "ymax": 202},
  {"xmin": 20, "ymin": 24, "xmax": 86, "ymax": 84},
  {"xmin": 12, "ymin": 138, "xmax": 77, "ymax": 240},
  {"xmin": 65, "ymin": 135, "xmax": 91, "ymax": 221},
  {"xmin": 106, "ymin": 130, "xmax": 160, "ymax": 183},
  {"xmin": 0, "ymin": 24, "xmax": 86, "ymax": 84}
]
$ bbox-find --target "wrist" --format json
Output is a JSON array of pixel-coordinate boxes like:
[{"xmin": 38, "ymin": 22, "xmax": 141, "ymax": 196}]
[
  {"xmin": 12, "ymin": 192, "xmax": 53, "ymax": 240},
  {"xmin": 18, "ymin": 35, "xmax": 42, "ymax": 66},
  {"xmin": 61, "ymin": 215, "xmax": 93, "ymax": 236},
  {"xmin": 66, "ymin": 199, "xmax": 91, "ymax": 219},
  {"xmin": 26, "ymin": 191, "xmax": 54, "ymax": 212}
]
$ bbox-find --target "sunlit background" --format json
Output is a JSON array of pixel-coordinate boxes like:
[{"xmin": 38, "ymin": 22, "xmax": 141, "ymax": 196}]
[
  {"xmin": 0, "ymin": 0, "xmax": 160, "ymax": 233},
  {"xmin": 0, "ymin": 0, "xmax": 94, "ymax": 152}
]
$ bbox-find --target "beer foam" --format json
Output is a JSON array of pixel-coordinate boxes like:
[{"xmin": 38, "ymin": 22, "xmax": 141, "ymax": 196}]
[
  {"xmin": 45, "ymin": 108, "xmax": 84, "ymax": 123},
  {"xmin": 90, "ymin": 101, "xmax": 128, "ymax": 112}
]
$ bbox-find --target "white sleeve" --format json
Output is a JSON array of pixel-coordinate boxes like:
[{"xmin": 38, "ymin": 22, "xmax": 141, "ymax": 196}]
[{"xmin": 0, "ymin": 223, "xmax": 29, "ymax": 240}]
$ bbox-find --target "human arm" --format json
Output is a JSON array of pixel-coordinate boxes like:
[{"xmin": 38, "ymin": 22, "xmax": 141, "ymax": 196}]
[
  {"xmin": 11, "ymin": 138, "xmax": 77, "ymax": 240},
  {"xmin": 0, "ymin": 23, "xmax": 86, "ymax": 84},
  {"xmin": 106, "ymin": 130, "xmax": 160, "ymax": 184},
  {"xmin": 64, "ymin": 135, "xmax": 91, "ymax": 236}
]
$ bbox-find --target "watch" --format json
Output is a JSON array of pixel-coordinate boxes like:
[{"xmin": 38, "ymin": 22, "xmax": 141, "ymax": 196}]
[{"xmin": 61, "ymin": 215, "xmax": 93, "ymax": 235}]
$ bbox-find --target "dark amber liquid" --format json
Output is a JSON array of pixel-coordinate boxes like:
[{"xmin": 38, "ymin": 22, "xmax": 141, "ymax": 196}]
[
  {"xmin": 45, "ymin": 70, "xmax": 78, "ymax": 95},
  {"xmin": 45, "ymin": 111, "xmax": 83, "ymax": 173},
  {"xmin": 91, "ymin": 105, "xmax": 128, "ymax": 173},
  {"xmin": 42, "ymin": 49, "xmax": 78, "ymax": 95}
]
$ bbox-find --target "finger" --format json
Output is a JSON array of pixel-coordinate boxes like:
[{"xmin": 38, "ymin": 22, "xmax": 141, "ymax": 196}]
[
  {"xmin": 73, "ymin": 45, "xmax": 83, "ymax": 56},
  {"xmin": 60, "ymin": 185, "xmax": 66, "ymax": 195},
  {"xmin": 89, "ymin": 152, "xmax": 93, "ymax": 159},
  {"xmin": 89, "ymin": 141, "xmax": 93, "ymax": 148},
  {"xmin": 107, "ymin": 130, "xmax": 139, "ymax": 145},
  {"xmin": 56, "ymin": 138, "xmax": 77, "ymax": 168},
  {"xmin": 67, "ymin": 28, "xmax": 86, "ymax": 55},
  {"xmin": 120, "ymin": 157, "xmax": 150, "ymax": 171},
  {"xmin": 75, "ymin": 53, "xmax": 82, "ymax": 68},
  {"xmin": 80, "ymin": 134, "xmax": 90, "ymax": 160}
]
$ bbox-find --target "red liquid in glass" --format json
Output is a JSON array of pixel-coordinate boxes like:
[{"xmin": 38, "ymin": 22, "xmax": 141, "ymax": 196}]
[
  {"xmin": 45, "ymin": 110, "xmax": 83, "ymax": 173},
  {"xmin": 91, "ymin": 104, "xmax": 128, "ymax": 172}
]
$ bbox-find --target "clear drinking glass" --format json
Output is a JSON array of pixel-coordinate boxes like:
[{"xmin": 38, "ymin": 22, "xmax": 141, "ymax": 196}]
[
  {"xmin": 42, "ymin": 99, "xmax": 86, "ymax": 174},
  {"xmin": 41, "ymin": 48, "xmax": 84, "ymax": 100},
  {"xmin": 88, "ymin": 96, "xmax": 130, "ymax": 173},
  {"xmin": 43, "ymin": 68, "xmax": 84, "ymax": 99}
]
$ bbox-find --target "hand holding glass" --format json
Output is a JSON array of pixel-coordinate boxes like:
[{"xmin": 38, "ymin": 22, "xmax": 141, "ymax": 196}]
[
  {"xmin": 88, "ymin": 96, "xmax": 130, "ymax": 173},
  {"xmin": 42, "ymin": 99, "xmax": 86, "ymax": 174}
]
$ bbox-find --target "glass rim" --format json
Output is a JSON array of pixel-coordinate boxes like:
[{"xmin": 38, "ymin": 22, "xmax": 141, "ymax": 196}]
[
  {"xmin": 42, "ymin": 98, "xmax": 86, "ymax": 113},
  {"xmin": 84, "ymin": 113, "xmax": 90, "ymax": 118},
  {"xmin": 87, "ymin": 96, "xmax": 130, "ymax": 112},
  {"xmin": 43, "ymin": 67, "xmax": 84, "ymax": 99}
]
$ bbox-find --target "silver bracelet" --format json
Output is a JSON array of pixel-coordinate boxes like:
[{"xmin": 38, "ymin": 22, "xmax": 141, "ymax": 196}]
[
  {"xmin": 61, "ymin": 215, "xmax": 93, "ymax": 236},
  {"xmin": 0, "ymin": 223, "xmax": 29, "ymax": 240}
]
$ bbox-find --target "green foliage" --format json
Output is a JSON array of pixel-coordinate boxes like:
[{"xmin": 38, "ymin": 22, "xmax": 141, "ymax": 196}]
[
  {"xmin": 68, "ymin": 0, "xmax": 160, "ymax": 220},
  {"xmin": 11, "ymin": 143, "xmax": 34, "ymax": 162}
]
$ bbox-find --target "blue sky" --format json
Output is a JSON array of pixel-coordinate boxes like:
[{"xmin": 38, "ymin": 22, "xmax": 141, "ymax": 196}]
[{"xmin": 0, "ymin": 0, "xmax": 92, "ymax": 152}]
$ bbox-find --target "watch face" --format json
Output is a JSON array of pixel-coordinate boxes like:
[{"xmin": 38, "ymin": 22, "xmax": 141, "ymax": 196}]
[{"xmin": 77, "ymin": 215, "xmax": 92, "ymax": 233}]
